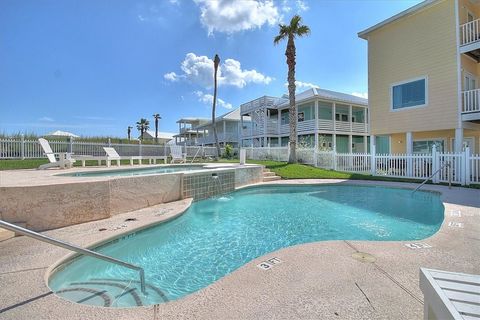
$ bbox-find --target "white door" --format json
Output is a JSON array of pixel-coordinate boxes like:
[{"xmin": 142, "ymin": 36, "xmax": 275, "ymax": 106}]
[
  {"xmin": 451, "ymin": 137, "xmax": 475, "ymax": 154},
  {"xmin": 464, "ymin": 73, "xmax": 477, "ymax": 91}
]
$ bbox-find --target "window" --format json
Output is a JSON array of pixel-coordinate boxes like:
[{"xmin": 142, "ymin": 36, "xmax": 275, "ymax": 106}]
[
  {"xmin": 413, "ymin": 140, "xmax": 444, "ymax": 154},
  {"xmin": 392, "ymin": 77, "xmax": 427, "ymax": 110},
  {"xmin": 464, "ymin": 73, "xmax": 476, "ymax": 91},
  {"xmin": 335, "ymin": 113, "xmax": 349, "ymax": 122},
  {"xmin": 298, "ymin": 112, "xmax": 305, "ymax": 122},
  {"xmin": 281, "ymin": 109, "xmax": 289, "ymax": 125}
]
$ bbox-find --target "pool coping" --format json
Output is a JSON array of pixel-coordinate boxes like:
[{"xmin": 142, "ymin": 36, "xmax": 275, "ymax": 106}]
[{"xmin": 0, "ymin": 179, "xmax": 479, "ymax": 319}]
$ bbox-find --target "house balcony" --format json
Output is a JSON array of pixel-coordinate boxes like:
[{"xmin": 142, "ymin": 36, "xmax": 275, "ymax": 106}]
[
  {"xmin": 242, "ymin": 119, "xmax": 368, "ymax": 137},
  {"xmin": 461, "ymin": 89, "xmax": 480, "ymax": 122},
  {"xmin": 460, "ymin": 19, "xmax": 480, "ymax": 60}
]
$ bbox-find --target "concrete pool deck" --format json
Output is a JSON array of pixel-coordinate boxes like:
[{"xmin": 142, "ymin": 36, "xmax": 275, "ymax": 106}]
[{"xmin": 0, "ymin": 179, "xmax": 479, "ymax": 319}]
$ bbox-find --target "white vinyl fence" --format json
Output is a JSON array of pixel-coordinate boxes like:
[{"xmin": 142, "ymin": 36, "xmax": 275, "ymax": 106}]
[
  {"xmin": 244, "ymin": 145, "xmax": 479, "ymax": 186},
  {"xmin": 0, "ymin": 138, "xmax": 234, "ymax": 160}
]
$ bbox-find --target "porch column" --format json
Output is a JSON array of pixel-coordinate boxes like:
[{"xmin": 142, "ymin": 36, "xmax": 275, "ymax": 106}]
[
  {"xmin": 455, "ymin": 128, "xmax": 463, "ymax": 153},
  {"xmin": 363, "ymin": 136, "xmax": 368, "ymax": 153},
  {"xmin": 332, "ymin": 103, "xmax": 336, "ymax": 152},
  {"xmin": 370, "ymin": 135, "xmax": 376, "ymax": 154},
  {"xmin": 314, "ymin": 100, "xmax": 319, "ymax": 149},
  {"xmin": 264, "ymin": 108, "xmax": 268, "ymax": 147},
  {"xmin": 348, "ymin": 135, "xmax": 353, "ymax": 153},
  {"xmin": 406, "ymin": 132, "xmax": 413, "ymax": 154},
  {"xmin": 406, "ymin": 132, "xmax": 413, "ymax": 176},
  {"xmin": 223, "ymin": 121, "xmax": 227, "ymax": 145},
  {"xmin": 349, "ymin": 105, "xmax": 353, "ymax": 131}
]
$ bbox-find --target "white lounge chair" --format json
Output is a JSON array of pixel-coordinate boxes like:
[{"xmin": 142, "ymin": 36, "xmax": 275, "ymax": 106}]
[
  {"xmin": 169, "ymin": 144, "xmax": 187, "ymax": 163},
  {"xmin": 74, "ymin": 147, "xmax": 121, "ymax": 167},
  {"xmin": 420, "ymin": 268, "xmax": 480, "ymax": 320},
  {"xmin": 103, "ymin": 147, "xmax": 167, "ymax": 166},
  {"xmin": 37, "ymin": 138, "xmax": 75, "ymax": 170}
]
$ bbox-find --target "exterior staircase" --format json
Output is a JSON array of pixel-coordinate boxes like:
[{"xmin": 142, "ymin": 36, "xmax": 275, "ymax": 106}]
[{"xmin": 262, "ymin": 168, "xmax": 281, "ymax": 182}]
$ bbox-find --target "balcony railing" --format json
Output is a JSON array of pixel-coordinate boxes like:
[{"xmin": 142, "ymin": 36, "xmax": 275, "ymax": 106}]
[
  {"xmin": 462, "ymin": 89, "xmax": 480, "ymax": 113},
  {"xmin": 196, "ymin": 133, "xmax": 239, "ymax": 145},
  {"xmin": 460, "ymin": 19, "xmax": 480, "ymax": 47},
  {"xmin": 243, "ymin": 119, "xmax": 367, "ymax": 137}
]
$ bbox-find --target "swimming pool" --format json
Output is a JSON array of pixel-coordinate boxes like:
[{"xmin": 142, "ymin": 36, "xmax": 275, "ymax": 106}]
[
  {"xmin": 48, "ymin": 184, "xmax": 444, "ymax": 307},
  {"xmin": 61, "ymin": 165, "xmax": 206, "ymax": 177}
]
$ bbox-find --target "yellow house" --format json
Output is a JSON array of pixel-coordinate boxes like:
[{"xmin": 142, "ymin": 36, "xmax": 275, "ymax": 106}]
[{"xmin": 359, "ymin": 0, "xmax": 480, "ymax": 154}]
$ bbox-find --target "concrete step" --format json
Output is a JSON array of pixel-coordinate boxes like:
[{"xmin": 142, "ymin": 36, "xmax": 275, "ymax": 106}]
[
  {"xmin": 263, "ymin": 168, "xmax": 271, "ymax": 173},
  {"xmin": 263, "ymin": 176, "xmax": 281, "ymax": 182},
  {"xmin": 263, "ymin": 172, "xmax": 276, "ymax": 177},
  {"xmin": 0, "ymin": 227, "xmax": 15, "ymax": 242}
]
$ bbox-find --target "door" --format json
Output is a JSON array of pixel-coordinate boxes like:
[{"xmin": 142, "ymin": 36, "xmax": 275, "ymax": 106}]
[{"xmin": 451, "ymin": 137, "xmax": 475, "ymax": 154}]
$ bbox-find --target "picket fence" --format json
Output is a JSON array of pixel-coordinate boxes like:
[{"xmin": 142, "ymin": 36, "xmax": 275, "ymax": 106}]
[
  {"xmin": 245, "ymin": 145, "xmax": 480, "ymax": 186},
  {"xmin": 0, "ymin": 138, "xmax": 231, "ymax": 160}
]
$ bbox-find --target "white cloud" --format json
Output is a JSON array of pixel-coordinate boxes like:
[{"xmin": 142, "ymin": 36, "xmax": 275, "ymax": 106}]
[
  {"xmin": 194, "ymin": 90, "xmax": 233, "ymax": 109},
  {"xmin": 38, "ymin": 116, "xmax": 54, "ymax": 122},
  {"xmin": 169, "ymin": 0, "xmax": 179, "ymax": 5},
  {"xmin": 165, "ymin": 53, "xmax": 272, "ymax": 88},
  {"xmin": 351, "ymin": 92, "xmax": 368, "ymax": 99},
  {"xmin": 194, "ymin": 0, "xmax": 280, "ymax": 35},
  {"xmin": 164, "ymin": 72, "xmax": 179, "ymax": 81},
  {"xmin": 284, "ymin": 80, "xmax": 319, "ymax": 90},
  {"xmin": 295, "ymin": 0, "xmax": 309, "ymax": 12}
]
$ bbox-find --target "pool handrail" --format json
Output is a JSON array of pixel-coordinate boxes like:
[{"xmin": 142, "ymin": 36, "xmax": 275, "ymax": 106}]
[
  {"xmin": 412, "ymin": 161, "xmax": 451, "ymax": 195},
  {"xmin": 0, "ymin": 220, "xmax": 146, "ymax": 294}
]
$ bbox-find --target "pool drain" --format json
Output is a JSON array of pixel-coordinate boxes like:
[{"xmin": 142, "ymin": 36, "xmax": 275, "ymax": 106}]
[{"xmin": 351, "ymin": 252, "xmax": 376, "ymax": 263}]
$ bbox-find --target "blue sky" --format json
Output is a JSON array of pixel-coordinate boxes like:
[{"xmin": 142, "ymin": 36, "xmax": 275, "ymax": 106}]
[{"xmin": 0, "ymin": 0, "xmax": 421, "ymax": 138}]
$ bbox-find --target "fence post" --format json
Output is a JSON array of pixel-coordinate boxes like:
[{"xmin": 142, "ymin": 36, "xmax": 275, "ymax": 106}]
[
  {"xmin": 370, "ymin": 144, "xmax": 376, "ymax": 175},
  {"xmin": 464, "ymin": 146, "xmax": 470, "ymax": 186},
  {"xmin": 432, "ymin": 145, "xmax": 438, "ymax": 184},
  {"xmin": 69, "ymin": 137, "xmax": 73, "ymax": 153},
  {"xmin": 21, "ymin": 134, "xmax": 25, "ymax": 160},
  {"xmin": 108, "ymin": 138, "xmax": 111, "ymax": 147},
  {"xmin": 313, "ymin": 148, "xmax": 318, "ymax": 167},
  {"xmin": 333, "ymin": 150, "xmax": 337, "ymax": 171}
]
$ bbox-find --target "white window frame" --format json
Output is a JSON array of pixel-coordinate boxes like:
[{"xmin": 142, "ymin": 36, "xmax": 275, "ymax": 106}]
[
  {"xmin": 412, "ymin": 138, "xmax": 446, "ymax": 154},
  {"xmin": 390, "ymin": 76, "xmax": 429, "ymax": 111}
]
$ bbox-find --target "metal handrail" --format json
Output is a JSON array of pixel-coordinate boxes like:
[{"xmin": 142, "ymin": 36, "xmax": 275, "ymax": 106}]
[
  {"xmin": 0, "ymin": 220, "xmax": 146, "ymax": 294},
  {"xmin": 412, "ymin": 162, "xmax": 451, "ymax": 195}
]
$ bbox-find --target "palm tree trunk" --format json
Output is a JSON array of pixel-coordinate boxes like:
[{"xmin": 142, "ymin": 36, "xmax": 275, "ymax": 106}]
[
  {"xmin": 212, "ymin": 55, "xmax": 221, "ymax": 160},
  {"xmin": 286, "ymin": 35, "xmax": 297, "ymax": 163},
  {"xmin": 155, "ymin": 119, "xmax": 158, "ymax": 143}
]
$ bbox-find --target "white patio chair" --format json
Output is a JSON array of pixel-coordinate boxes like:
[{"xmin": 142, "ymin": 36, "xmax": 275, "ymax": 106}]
[
  {"xmin": 169, "ymin": 144, "xmax": 187, "ymax": 163},
  {"xmin": 37, "ymin": 138, "xmax": 75, "ymax": 170},
  {"xmin": 74, "ymin": 147, "xmax": 120, "ymax": 167},
  {"xmin": 420, "ymin": 268, "xmax": 480, "ymax": 320}
]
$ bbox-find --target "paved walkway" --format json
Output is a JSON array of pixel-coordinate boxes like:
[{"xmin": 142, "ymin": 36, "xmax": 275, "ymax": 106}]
[{"xmin": 0, "ymin": 180, "xmax": 479, "ymax": 320}]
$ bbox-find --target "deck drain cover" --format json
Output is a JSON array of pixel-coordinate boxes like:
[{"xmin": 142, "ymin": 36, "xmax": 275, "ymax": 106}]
[{"xmin": 351, "ymin": 252, "xmax": 376, "ymax": 263}]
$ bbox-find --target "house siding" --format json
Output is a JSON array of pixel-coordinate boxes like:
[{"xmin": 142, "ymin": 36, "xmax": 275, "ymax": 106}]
[{"xmin": 367, "ymin": 0, "xmax": 458, "ymax": 135}]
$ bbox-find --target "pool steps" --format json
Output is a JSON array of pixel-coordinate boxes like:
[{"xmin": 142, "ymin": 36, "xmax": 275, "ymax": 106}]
[
  {"xmin": 262, "ymin": 168, "xmax": 281, "ymax": 182},
  {"xmin": 56, "ymin": 278, "xmax": 168, "ymax": 307}
]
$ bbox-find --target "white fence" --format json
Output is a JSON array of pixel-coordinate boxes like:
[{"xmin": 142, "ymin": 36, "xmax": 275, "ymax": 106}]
[
  {"xmin": 244, "ymin": 145, "xmax": 480, "ymax": 186},
  {"xmin": 0, "ymin": 138, "xmax": 234, "ymax": 160}
]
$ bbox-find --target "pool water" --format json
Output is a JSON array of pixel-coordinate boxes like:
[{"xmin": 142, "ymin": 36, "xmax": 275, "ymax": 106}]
[
  {"xmin": 49, "ymin": 185, "xmax": 444, "ymax": 307},
  {"xmin": 62, "ymin": 165, "xmax": 205, "ymax": 177}
]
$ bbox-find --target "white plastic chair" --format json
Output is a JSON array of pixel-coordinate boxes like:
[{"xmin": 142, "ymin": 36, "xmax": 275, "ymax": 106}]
[
  {"xmin": 37, "ymin": 138, "xmax": 75, "ymax": 170},
  {"xmin": 169, "ymin": 145, "xmax": 187, "ymax": 163}
]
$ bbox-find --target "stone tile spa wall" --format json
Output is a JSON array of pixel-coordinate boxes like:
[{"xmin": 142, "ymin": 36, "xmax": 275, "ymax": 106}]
[
  {"xmin": 0, "ymin": 165, "xmax": 264, "ymax": 231},
  {"xmin": 182, "ymin": 170, "xmax": 235, "ymax": 201}
]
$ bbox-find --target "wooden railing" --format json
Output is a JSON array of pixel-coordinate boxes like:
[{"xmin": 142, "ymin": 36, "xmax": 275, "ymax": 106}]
[
  {"xmin": 460, "ymin": 19, "xmax": 480, "ymax": 46},
  {"xmin": 462, "ymin": 89, "xmax": 480, "ymax": 113}
]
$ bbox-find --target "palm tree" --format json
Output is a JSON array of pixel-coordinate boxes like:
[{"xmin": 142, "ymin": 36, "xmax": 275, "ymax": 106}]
[
  {"xmin": 152, "ymin": 113, "xmax": 161, "ymax": 143},
  {"xmin": 274, "ymin": 15, "xmax": 310, "ymax": 163},
  {"xmin": 136, "ymin": 118, "xmax": 150, "ymax": 140},
  {"xmin": 212, "ymin": 54, "xmax": 221, "ymax": 160},
  {"xmin": 127, "ymin": 126, "xmax": 133, "ymax": 140}
]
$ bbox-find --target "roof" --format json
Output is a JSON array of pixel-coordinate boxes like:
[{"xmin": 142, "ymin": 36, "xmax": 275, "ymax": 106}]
[
  {"xmin": 143, "ymin": 131, "xmax": 175, "ymax": 140},
  {"xmin": 278, "ymin": 88, "xmax": 368, "ymax": 108},
  {"xmin": 195, "ymin": 108, "xmax": 252, "ymax": 129},
  {"xmin": 358, "ymin": 0, "xmax": 438, "ymax": 39},
  {"xmin": 176, "ymin": 117, "xmax": 210, "ymax": 124},
  {"xmin": 45, "ymin": 130, "xmax": 80, "ymax": 138}
]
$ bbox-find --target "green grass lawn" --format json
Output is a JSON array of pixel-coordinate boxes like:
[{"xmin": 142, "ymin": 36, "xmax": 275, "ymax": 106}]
[{"xmin": 1, "ymin": 158, "xmax": 478, "ymax": 189}]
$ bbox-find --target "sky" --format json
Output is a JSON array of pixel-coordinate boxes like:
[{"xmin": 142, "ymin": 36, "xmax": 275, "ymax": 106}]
[{"xmin": 0, "ymin": 0, "xmax": 422, "ymax": 138}]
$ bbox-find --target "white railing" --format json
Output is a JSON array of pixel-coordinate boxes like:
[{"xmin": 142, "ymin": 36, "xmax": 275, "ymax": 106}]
[
  {"xmin": 460, "ymin": 18, "xmax": 480, "ymax": 46},
  {"xmin": 0, "ymin": 137, "xmax": 242, "ymax": 160},
  {"xmin": 462, "ymin": 89, "xmax": 480, "ymax": 113},
  {"xmin": 196, "ymin": 132, "xmax": 239, "ymax": 145},
  {"xmin": 244, "ymin": 145, "xmax": 479, "ymax": 186}
]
